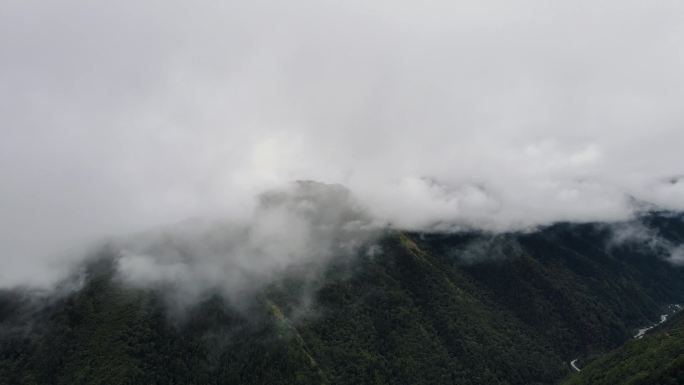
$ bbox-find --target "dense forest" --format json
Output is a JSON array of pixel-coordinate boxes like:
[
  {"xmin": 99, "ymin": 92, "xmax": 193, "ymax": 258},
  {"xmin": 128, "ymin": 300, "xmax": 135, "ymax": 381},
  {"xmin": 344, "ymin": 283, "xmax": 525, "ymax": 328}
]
[
  {"xmin": 562, "ymin": 307, "xmax": 684, "ymax": 385},
  {"xmin": 1, "ymin": 213, "xmax": 684, "ymax": 385}
]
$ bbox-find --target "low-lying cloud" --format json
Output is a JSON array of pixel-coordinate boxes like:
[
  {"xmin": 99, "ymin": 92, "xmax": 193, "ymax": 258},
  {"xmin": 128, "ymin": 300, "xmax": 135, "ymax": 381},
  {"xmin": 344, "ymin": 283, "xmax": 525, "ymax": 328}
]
[
  {"xmin": 608, "ymin": 219, "xmax": 684, "ymax": 266},
  {"xmin": 115, "ymin": 181, "xmax": 377, "ymax": 307},
  {"xmin": 1, "ymin": 0, "xmax": 684, "ymax": 287}
]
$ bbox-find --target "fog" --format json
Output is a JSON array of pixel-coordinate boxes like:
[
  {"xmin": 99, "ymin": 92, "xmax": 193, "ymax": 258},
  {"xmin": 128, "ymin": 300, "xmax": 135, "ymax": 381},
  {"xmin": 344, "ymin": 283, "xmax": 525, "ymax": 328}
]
[
  {"xmin": 608, "ymin": 218, "xmax": 684, "ymax": 266},
  {"xmin": 1, "ymin": 0, "xmax": 684, "ymax": 287},
  {"xmin": 115, "ymin": 181, "xmax": 376, "ymax": 308}
]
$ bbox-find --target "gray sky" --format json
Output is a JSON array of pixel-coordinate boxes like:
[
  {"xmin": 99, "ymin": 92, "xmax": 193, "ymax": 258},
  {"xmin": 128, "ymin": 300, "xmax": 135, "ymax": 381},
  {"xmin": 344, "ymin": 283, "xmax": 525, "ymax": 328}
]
[{"xmin": 1, "ymin": 0, "xmax": 684, "ymax": 287}]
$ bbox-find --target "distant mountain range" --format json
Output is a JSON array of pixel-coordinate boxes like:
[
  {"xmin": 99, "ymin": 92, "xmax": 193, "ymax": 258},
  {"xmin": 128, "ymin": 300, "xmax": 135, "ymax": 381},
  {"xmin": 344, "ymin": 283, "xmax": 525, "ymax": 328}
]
[{"xmin": 2, "ymin": 212, "xmax": 684, "ymax": 385}]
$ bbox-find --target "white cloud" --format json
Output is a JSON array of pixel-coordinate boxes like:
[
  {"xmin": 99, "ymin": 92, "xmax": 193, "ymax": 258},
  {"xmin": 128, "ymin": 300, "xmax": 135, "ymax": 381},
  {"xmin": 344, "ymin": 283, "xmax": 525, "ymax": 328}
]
[
  {"xmin": 115, "ymin": 181, "xmax": 376, "ymax": 306},
  {"xmin": 1, "ymin": 0, "xmax": 683, "ymax": 287}
]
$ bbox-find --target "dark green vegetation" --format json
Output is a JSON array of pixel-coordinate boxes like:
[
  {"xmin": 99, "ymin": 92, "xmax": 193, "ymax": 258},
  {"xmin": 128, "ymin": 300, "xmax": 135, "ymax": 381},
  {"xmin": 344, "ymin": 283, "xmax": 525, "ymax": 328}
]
[
  {"xmin": 1, "ymin": 213, "xmax": 684, "ymax": 385},
  {"xmin": 562, "ymin": 308, "xmax": 684, "ymax": 385}
]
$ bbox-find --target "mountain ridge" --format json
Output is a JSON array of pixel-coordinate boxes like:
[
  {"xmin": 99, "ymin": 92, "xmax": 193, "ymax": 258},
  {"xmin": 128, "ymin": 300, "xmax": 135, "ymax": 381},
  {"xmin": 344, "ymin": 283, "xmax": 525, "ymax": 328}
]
[{"xmin": 2, "ymin": 213, "xmax": 684, "ymax": 384}]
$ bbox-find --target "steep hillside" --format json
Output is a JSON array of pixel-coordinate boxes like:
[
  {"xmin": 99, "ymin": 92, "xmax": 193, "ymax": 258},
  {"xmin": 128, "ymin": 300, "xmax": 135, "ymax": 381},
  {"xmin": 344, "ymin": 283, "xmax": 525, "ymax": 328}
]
[
  {"xmin": 562, "ymin": 310, "xmax": 684, "ymax": 385},
  {"xmin": 1, "ymin": 213, "xmax": 683, "ymax": 385}
]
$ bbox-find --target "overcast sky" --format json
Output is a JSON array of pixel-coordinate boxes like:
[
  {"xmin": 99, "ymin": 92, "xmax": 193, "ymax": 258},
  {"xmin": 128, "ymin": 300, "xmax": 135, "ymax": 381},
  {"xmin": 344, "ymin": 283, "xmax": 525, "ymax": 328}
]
[{"xmin": 1, "ymin": 0, "xmax": 684, "ymax": 287}]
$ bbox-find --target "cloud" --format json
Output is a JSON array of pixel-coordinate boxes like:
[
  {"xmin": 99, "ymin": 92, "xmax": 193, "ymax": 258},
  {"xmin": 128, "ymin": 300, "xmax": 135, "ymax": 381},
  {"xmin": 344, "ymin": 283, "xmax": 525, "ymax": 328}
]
[
  {"xmin": 606, "ymin": 219, "xmax": 684, "ymax": 265},
  {"xmin": 114, "ymin": 181, "xmax": 377, "ymax": 307},
  {"xmin": 1, "ymin": 0, "xmax": 684, "ymax": 287}
]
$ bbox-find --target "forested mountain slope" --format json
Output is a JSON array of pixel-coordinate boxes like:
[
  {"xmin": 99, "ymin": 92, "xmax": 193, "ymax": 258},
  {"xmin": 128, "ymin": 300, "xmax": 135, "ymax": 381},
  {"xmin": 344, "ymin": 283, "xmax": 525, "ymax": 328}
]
[
  {"xmin": 562, "ymin": 309, "xmax": 684, "ymax": 385},
  {"xmin": 1, "ymin": 213, "xmax": 683, "ymax": 385}
]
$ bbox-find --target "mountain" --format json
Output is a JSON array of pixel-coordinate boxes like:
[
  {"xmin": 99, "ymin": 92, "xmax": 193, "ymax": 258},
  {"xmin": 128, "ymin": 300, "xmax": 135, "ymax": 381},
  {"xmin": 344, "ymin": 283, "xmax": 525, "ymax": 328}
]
[
  {"xmin": 1, "ymin": 213, "xmax": 684, "ymax": 385},
  {"xmin": 562, "ymin": 307, "xmax": 684, "ymax": 385}
]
